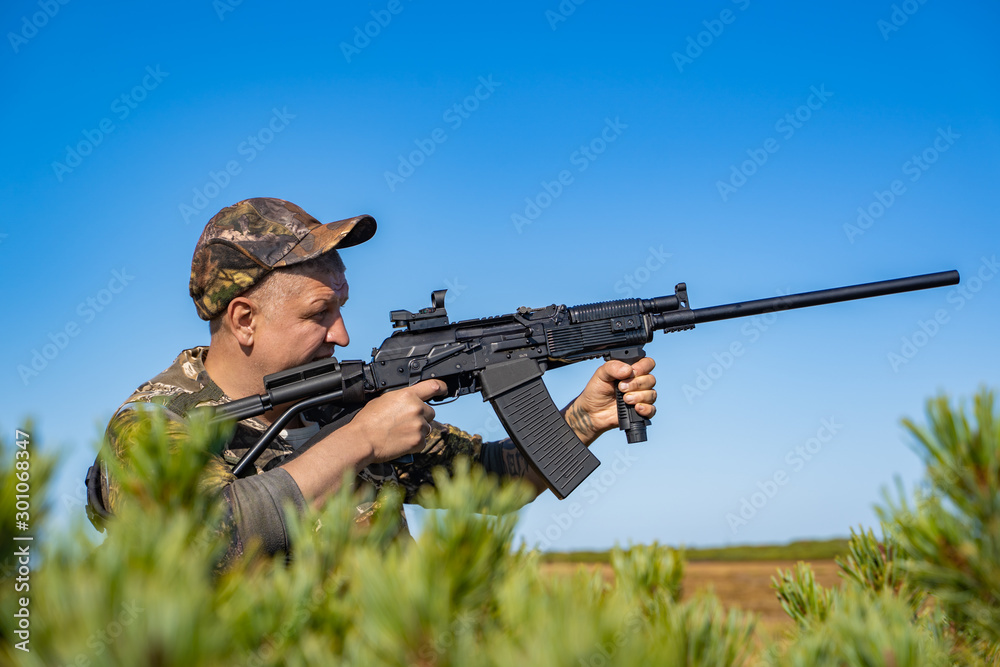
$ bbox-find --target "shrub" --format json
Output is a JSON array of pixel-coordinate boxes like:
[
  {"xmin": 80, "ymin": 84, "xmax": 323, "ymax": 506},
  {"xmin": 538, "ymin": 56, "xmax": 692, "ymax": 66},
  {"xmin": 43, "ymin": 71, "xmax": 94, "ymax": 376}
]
[
  {"xmin": 0, "ymin": 414, "xmax": 757, "ymax": 666},
  {"xmin": 769, "ymin": 387, "xmax": 1000, "ymax": 666},
  {"xmin": 2, "ymin": 387, "xmax": 997, "ymax": 665}
]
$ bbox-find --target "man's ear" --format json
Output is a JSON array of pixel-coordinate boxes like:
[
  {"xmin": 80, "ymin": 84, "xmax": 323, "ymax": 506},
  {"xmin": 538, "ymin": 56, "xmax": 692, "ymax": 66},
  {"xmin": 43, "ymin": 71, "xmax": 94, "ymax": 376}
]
[{"xmin": 226, "ymin": 297, "xmax": 257, "ymax": 347}]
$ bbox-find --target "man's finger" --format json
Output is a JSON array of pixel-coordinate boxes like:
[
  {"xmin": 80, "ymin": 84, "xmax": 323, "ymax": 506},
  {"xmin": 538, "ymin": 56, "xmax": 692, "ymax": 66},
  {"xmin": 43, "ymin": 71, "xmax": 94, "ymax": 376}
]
[
  {"xmin": 596, "ymin": 360, "xmax": 635, "ymax": 382},
  {"xmin": 600, "ymin": 357, "xmax": 656, "ymax": 381},
  {"xmin": 412, "ymin": 379, "xmax": 447, "ymax": 401},
  {"xmin": 624, "ymin": 389, "xmax": 657, "ymax": 405},
  {"xmin": 635, "ymin": 403, "xmax": 657, "ymax": 418},
  {"xmin": 620, "ymin": 375, "xmax": 657, "ymax": 392},
  {"xmin": 631, "ymin": 357, "xmax": 656, "ymax": 375}
]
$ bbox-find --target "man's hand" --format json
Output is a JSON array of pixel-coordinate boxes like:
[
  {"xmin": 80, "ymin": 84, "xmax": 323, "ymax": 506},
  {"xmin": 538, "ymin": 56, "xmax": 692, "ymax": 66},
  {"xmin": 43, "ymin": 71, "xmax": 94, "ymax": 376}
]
[
  {"xmin": 282, "ymin": 379, "xmax": 445, "ymax": 506},
  {"xmin": 563, "ymin": 358, "xmax": 658, "ymax": 446},
  {"xmin": 344, "ymin": 379, "xmax": 447, "ymax": 465}
]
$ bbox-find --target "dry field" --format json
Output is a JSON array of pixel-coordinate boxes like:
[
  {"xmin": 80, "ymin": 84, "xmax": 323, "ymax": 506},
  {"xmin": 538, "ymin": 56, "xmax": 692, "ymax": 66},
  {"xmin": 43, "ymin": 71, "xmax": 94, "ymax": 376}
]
[{"xmin": 540, "ymin": 559, "xmax": 843, "ymax": 638}]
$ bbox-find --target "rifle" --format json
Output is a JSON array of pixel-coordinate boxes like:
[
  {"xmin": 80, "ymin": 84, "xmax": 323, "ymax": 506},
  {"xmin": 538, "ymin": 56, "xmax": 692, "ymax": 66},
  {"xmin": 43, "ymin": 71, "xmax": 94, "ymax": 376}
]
[{"xmin": 215, "ymin": 270, "xmax": 959, "ymax": 499}]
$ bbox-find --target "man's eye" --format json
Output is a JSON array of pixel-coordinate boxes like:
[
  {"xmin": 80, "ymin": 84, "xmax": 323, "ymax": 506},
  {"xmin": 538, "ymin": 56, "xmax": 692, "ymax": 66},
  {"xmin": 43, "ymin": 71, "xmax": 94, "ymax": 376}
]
[{"xmin": 311, "ymin": 305, "xmax": 339, "ymax": 319}]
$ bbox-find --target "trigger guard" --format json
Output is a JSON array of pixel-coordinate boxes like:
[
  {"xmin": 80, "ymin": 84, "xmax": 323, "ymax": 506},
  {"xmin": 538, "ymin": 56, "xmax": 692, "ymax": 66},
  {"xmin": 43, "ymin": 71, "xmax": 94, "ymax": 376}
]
[{"xmin": 429, "ymin": 395, "xmax": 460, "ymax": 406}]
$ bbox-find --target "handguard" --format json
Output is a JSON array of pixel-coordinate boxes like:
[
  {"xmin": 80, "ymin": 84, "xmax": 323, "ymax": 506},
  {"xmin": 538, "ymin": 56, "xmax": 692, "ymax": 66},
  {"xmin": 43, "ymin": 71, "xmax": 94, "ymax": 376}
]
[{"xmin": 480, "ymin": 358, "xmax": 600, "ymax": 499}]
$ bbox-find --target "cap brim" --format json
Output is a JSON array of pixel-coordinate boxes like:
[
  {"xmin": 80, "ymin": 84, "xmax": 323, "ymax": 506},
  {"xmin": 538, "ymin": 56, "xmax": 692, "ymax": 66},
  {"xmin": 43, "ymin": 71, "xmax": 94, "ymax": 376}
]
[
  {"xmin": 330, "ymin": 214, "xmax": 376, "ymax": 249},
  {"xmin": 273, "ymin": 214, "xmax": 376, "ymax": 267}
]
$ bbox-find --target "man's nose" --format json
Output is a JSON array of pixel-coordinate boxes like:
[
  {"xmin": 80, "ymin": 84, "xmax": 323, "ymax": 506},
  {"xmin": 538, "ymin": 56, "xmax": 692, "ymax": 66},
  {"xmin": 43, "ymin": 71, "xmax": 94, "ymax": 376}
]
[{"xmin": 327, "ymin": 318, "xmax": 349, "ymax": 347}]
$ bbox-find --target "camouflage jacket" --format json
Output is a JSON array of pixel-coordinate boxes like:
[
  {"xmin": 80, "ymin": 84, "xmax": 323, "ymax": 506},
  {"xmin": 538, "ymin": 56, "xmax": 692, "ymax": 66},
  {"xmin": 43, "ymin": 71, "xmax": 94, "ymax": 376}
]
[{"xmin": 88, "ymin": 347, "xmax": 505, "ymax": 558}]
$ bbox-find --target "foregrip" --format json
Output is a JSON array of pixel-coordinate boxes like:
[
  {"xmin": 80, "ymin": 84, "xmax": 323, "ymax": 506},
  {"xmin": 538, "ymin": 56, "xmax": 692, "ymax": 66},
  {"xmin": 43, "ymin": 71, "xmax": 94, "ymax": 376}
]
[
  {"xmin": 481, "ymin": 359, "xmax": 600, "ymax": 499},
  {"xmin": 605, "ymin": 348, "xmax": 650, "ymax": 443},
  {"xmin": 616, "ymin": 388, "xmax": 647, "ymax": 443}
]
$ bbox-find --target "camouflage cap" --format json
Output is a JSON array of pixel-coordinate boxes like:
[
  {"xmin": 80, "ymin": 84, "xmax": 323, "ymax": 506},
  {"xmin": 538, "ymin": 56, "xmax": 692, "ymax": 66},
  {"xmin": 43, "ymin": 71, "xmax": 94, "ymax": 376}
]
[{"xmin": 190, "ymin": 198, "xmax": 376, "ymax": 320}]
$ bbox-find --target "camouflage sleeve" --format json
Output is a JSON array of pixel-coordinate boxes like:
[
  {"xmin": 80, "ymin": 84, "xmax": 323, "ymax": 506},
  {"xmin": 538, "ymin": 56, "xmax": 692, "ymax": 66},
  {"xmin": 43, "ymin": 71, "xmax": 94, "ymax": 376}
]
[
  {"xmin": 393, "ymin": 421, "xmax": 499, "ymax": 504},
  {"xmin": 98, "ymin": 403, "xmax": 305, "ymax": 561},
  {"xmin": 99, "ymin": 403, "xmax": 200, "ymax": 516}
]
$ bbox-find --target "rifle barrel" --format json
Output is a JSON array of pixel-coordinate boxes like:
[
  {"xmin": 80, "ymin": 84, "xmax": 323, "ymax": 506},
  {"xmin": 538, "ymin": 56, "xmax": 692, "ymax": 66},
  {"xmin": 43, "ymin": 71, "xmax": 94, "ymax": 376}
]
[{"xmin": 654, "ymin": 270, "xmax": 959, "ymax": 330}]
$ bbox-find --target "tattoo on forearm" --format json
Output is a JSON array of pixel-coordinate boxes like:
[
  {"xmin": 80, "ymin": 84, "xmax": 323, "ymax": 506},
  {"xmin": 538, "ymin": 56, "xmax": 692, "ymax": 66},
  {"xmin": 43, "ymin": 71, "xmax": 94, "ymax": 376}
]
[
  {"xmin": 500, "ymin": 439, "xmax": 529, "ymax": 478},
  {"xmin": 565, "ymin": 402, "xmax": 594, "ymax": 438}
]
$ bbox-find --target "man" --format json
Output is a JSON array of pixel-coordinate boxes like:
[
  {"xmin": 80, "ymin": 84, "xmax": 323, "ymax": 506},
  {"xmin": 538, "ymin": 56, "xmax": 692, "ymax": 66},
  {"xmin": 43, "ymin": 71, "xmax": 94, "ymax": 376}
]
[{"xmin": 86, "ymin": 197, "xmax": 658, "ymax": 558}]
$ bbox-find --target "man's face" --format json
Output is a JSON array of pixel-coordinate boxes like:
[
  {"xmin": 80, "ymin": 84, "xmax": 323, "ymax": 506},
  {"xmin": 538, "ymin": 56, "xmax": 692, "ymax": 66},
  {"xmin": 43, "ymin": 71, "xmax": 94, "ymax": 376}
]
[{"xmin": 250, "ymin": 269, "xmax": 350, "ymax": 379}]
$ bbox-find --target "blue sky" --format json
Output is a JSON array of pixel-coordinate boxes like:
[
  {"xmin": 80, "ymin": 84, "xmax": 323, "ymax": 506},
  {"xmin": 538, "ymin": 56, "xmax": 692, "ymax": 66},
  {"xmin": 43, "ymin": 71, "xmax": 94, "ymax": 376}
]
[{"xmin": 2, "ymin": 0, "xmax": 997, "ymax": 551}]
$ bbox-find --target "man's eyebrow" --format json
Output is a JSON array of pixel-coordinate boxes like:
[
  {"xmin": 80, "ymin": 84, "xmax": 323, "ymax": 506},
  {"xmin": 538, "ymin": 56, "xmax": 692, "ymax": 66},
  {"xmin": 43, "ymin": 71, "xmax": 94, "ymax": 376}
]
[{"xmin": 308, "ymin": 290, "xmax": 348, "ymax": 307}]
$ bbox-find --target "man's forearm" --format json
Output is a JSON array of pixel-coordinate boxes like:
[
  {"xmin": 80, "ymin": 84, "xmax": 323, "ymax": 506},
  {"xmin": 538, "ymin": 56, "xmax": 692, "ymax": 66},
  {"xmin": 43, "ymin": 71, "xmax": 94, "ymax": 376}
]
[
  {"xmin": 280, "ymin": 422, "xmax": 374, "ymax": 508},
  {"xmin": 563, "ymin": 399, "xmax": 602, "ymax": 446}
]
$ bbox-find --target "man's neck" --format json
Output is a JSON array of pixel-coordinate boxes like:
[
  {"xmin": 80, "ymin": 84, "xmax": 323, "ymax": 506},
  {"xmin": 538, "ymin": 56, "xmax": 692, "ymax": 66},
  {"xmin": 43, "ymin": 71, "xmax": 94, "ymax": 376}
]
[
  {"xmin": 203, "ymin": 343, "xmax": 299, "ymax": 427},
  {"xmin": 203, "ymin": 344, "xmax": 253, "ymax": 399}
]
